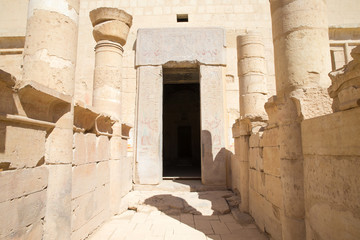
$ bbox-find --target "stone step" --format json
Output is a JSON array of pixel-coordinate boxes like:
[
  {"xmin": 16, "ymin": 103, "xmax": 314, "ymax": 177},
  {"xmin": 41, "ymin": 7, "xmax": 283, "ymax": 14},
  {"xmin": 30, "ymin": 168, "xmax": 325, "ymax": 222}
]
[{"xmin": 133, "ymin": 180, "xmax": 228, "ymax": 192}]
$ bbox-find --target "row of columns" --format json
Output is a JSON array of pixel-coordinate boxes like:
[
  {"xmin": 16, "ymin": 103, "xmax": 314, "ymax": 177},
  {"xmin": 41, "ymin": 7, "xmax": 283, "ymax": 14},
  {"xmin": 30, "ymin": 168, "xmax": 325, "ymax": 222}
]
[
  {"xmin": 235, "ymin": 0, "xmax": 331, "ymax": 240},
  {"xmin": 21, "ymin": 1, "xmax": 132, "ymax": 239}
]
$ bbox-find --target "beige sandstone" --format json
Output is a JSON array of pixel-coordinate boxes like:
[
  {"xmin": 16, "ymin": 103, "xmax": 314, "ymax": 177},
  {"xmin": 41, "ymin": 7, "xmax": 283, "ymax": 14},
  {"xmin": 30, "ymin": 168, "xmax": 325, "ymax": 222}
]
[{"xmin": 0, "ymin": 1, "xmax": 359, "ymax": 240}]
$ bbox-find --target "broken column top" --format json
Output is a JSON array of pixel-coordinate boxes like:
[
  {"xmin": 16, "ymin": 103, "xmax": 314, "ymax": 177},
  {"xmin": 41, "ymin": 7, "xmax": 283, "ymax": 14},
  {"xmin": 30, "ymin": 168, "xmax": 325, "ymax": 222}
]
[
  {"xmin": 328, "ymin": 45, "xmax": 360, "ymax": 112},
  {"xmin": 89, "ymin": 7, "xmax": 132, "ymax": 27},
  {"xmin": 90, "ymin": 7, "xmax": 133, "ymax": 46}
]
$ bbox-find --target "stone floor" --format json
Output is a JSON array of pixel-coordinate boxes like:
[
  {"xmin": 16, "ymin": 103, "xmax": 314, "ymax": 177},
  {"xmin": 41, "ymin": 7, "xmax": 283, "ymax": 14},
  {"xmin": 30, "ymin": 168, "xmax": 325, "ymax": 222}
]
[{"xmin": 88, "ymin": 181, "xmax": 268, "ymax": 240}]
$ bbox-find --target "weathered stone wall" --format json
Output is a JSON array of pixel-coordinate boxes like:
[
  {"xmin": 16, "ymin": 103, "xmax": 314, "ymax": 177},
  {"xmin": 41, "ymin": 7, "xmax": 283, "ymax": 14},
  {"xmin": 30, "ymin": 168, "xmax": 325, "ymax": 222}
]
[
  {"xmin": 0, "ymin": 79, "xmax": 48, "ymax": 239},
  {"xmin": 71, "ymin": 130, "xmax": 132, "ymax": 240},
  {"xmin": 301, "ymin": 46, "xmax": 360, "ymax": 240},
  {"xmin": 0, "ymin": 69, "xmax": 62, "ymax": 239},
  {"xmin": 302, "ymin": 108, "xmax": 360, "ymax": 240},
  {"xmin": 71, "ymin": 134, "xmax": 111, "ymax": 240},
  {"xmin": 248, "ymin": 127, "xmax": 282, "ymax": 240}
]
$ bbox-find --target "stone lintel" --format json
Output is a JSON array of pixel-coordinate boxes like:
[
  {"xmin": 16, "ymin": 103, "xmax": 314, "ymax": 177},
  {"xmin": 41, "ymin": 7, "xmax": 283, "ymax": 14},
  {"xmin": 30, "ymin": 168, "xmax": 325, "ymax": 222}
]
[{"xmin": 135, "ymin": 28, "xmax": 226, "ymax": 67}]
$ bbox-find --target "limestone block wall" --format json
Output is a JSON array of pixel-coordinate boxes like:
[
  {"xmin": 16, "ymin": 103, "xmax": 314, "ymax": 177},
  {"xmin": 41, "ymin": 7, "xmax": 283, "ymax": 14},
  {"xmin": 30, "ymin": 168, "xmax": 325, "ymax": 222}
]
[
  {"xmin": 71, "ymin": 133, "xmax": 111, "ymax": 240},
  {"xmin": 0, "ymin": 125, "xmax": 48, "ymax": 239},
  {"xmin": 0, "ymin": 70, "xmax": 61, "ymax": 239},
  {"xmin": 248, "ymin": 128, "xmax": 282, "ymax": 240},
  {"xmin": 302, "ymin": 108, "xmax": 360, "ymax": 240},
  {"xmin": 301, "ymin": 46, "xmax": 360, "ymax": 240}
]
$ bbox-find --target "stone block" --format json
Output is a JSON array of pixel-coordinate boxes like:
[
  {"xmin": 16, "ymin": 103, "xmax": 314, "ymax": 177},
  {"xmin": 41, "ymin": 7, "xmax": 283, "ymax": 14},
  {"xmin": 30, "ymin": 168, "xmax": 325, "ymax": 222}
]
[
  {"xmin": 230, "ymin": 154, "xmax": 240, "ymax": 192},
  {"xmin": 260, "ymin": 127, "xmax": 278, "ymax": 147},
  {"xmin": 72, "ymin": 190, "xmax": 97, "ymax": 232},
  {"xmin": 249, "ymin": 133, "xmax": 261, "ymax": 147},
  {"xmin": 96, "ymin": 135, "xmax": 110, "ymax": 161},
  {"xmin": 0, "ymin": 166, "xmax": 48, "ymax": 202},
  {"xmin": 249, "ymin": 169, "xmax": 265, "ymax": 196},
  {"xmin": 46, "ymin": 127, "xmax": 73, "ymax": 164},
  {"xmin": 44, "ymin": 164, "xmax": 72, "ymax": 240},
  {"xmin": 238, "ymin": 161, "xmax": 249, "ymax": 211},
  {"xmin": 96, "ymin": 161, "xmax": 110, "ymax": 187},
  {"xmin": 238, "ymin": 57, "xmax": 266, "ymax": 76},
  {"xmin": 265, "ymin": 174, "xmax": 282, "ymax": 208},
  {"xmin": 239, "ymin": 74, "xmax": 267, "ymax": 95},
  {"xmin": 278, "ymin": 123, "xmax": 302, "ymax": 160},
  {"xmin": 109, "ymin": 160, "xmax": 122, "ymax": 214},
  {"xmin": 0, "ymin": 123, "xmax": 45, "ymax": 169},
  {"xmin": 110, "ymin": 136, "xmax": 122, "ymax": 160},
  {"xmin": 249, "ymin": 189, "xmax": 282, "ymax": 240},
  {"xmin": 135, "ymin": 66, "xmax": 163, "ymax": 184},
  {"xmin": 119, "ymin": 157, "xmax": 133, "ymax": 197},
  {"xmin": 85, "ymin": 133, "xmax": 97, "ymax": 163},
  {"xmin": 240, "ymin": 93, "xmax": 268, "ymax": 119},
  {"xmin": 72, "ymin": 163, "xmax": 97, "ymax": 199},
  {"xmin": 71, "ymin": 209, "xmax": 108, "ymax": 240},
  {"xmin": 304, "ymin": 154, "xmax": 360, "ymax": 222},
  {"xmin": 136, "ymin": 28, "xmax": 226, "ymax": 66},
  {"xmin": 249, "ymin": 147, "xmax": 263, "ymax": 171},
  {"xmin": 73, "ymin": 132, "xmax": 86, "ymax": 165},
  {"xmin": 0, "ymin": 190, "xmax": 46, "ymax": 238},
  {"xmin": 263, "ymin": 147, "xmax": 280, "ymax": 177},
  {"xmin": 281, "ymin": 159, "xmax": 305, "ymax": 218},
  {"xmin": 89, "ymin": 7, "xmax": 133, "ymax": 27},
  {"xmin": 305, "ymin": 203, "xmax": 360, "ymax": 240},
  {"xmin": 302, "ymin": 107, "xmax": 360, "ymax": 156},
  {"xmin": 2, "ymin": 220, "xmax": 43, "ymax": 240},
  {"xmin": 249, "ymin": 188, "xmax": 265, "ymax": 231},
  {"xmin": 93, "ymin": 20, "xmax": 130, "ymax": 46},
  {"xmin": 95, "ymin": 183, "xmax": 110, "ymax": 217}
]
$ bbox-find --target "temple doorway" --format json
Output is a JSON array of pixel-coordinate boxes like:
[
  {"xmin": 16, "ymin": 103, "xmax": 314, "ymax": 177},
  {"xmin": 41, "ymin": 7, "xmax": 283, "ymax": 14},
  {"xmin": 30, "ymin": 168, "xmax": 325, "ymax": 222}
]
[{"xmin": 162, "ymin": 67, "xmax": 201, "ymax": 179}]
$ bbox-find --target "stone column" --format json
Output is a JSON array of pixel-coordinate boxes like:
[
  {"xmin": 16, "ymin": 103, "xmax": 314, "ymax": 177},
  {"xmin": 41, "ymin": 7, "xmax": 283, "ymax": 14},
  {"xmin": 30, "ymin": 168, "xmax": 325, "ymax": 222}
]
[
  {"xmin": 269, "ymin": 1, "xmax": 331, "ymax": 239},
  {"xmin": 90, "ymin": 8, "xmax": 132, "ymax": 121},
  {"xmin": 22, "ymin": 0, "xmax": 79, "ymax": 95},
  {"xmin": 22, "ymin": 0, "xmax": 80, "ymax": 239},
  {"xmin": 238, "ymin": 32, "xmax": 268, "ymax": 120},
  {"xmin": 235, "ymin": 33, "xmax": 268, "ymax": 212}
]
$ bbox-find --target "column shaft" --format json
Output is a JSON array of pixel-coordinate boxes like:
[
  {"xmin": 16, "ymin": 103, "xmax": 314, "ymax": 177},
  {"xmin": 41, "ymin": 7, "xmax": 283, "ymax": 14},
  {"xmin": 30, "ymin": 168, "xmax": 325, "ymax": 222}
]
[
  {"xmin": 238, "ymin": 33, "xmax": 268, "ymax": 119},
  {"xmin": 93, "ymin": 40, "xmax": 123, "ymax": 120},
  {"xmin": 270, "ymin": 0, "xmax": 331, "ymax": 239},
  {"xmin": 23, "ymin": 0, "xmax": 79, "ymax": 96},
  {"xmin": 22, "ymin": 0, "xmax": 79, "ymax": 239},
  {"xmin": 236, "ymin": 33, "xmax": 268, "ymax": 212}
]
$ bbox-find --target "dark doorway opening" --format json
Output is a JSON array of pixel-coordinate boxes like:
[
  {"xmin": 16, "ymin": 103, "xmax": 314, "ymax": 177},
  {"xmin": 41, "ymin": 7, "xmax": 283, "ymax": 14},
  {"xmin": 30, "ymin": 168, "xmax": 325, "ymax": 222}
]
[{"xmin": 163, "ymin": 68, "xmax": 201, "ymax": 179}]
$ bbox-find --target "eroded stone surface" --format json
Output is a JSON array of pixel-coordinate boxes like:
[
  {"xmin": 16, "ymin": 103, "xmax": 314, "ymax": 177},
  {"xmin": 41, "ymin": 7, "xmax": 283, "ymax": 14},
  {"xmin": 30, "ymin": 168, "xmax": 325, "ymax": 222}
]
[{"xmin": 136, "ymin": 28, "xmax": 226, "ymax": 66}]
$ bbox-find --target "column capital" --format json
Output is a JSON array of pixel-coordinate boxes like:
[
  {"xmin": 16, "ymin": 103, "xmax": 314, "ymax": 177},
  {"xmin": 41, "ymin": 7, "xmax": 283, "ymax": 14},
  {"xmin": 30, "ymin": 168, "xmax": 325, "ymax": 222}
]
[{"xmin": 90, "ymin": 7, "xmax": 133, "ymax": 46}]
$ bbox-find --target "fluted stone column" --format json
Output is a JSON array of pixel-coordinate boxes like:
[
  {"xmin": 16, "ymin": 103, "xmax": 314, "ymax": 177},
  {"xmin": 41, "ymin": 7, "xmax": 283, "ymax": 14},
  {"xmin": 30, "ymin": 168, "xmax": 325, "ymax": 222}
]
[
  {"xmin": 90, "ymin": 7, "xmax": 132, "ymax": 121},
  {"xmin": 269, "ymin": 1, "xmax": 331, "ymax": 239},
  {"xmin": 234, "ymin": 33, "xmax": 268, "ymax": 212},
  {"xmin": 22, "ymin": 0, "xmax": 80, "ymax": 239}
]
